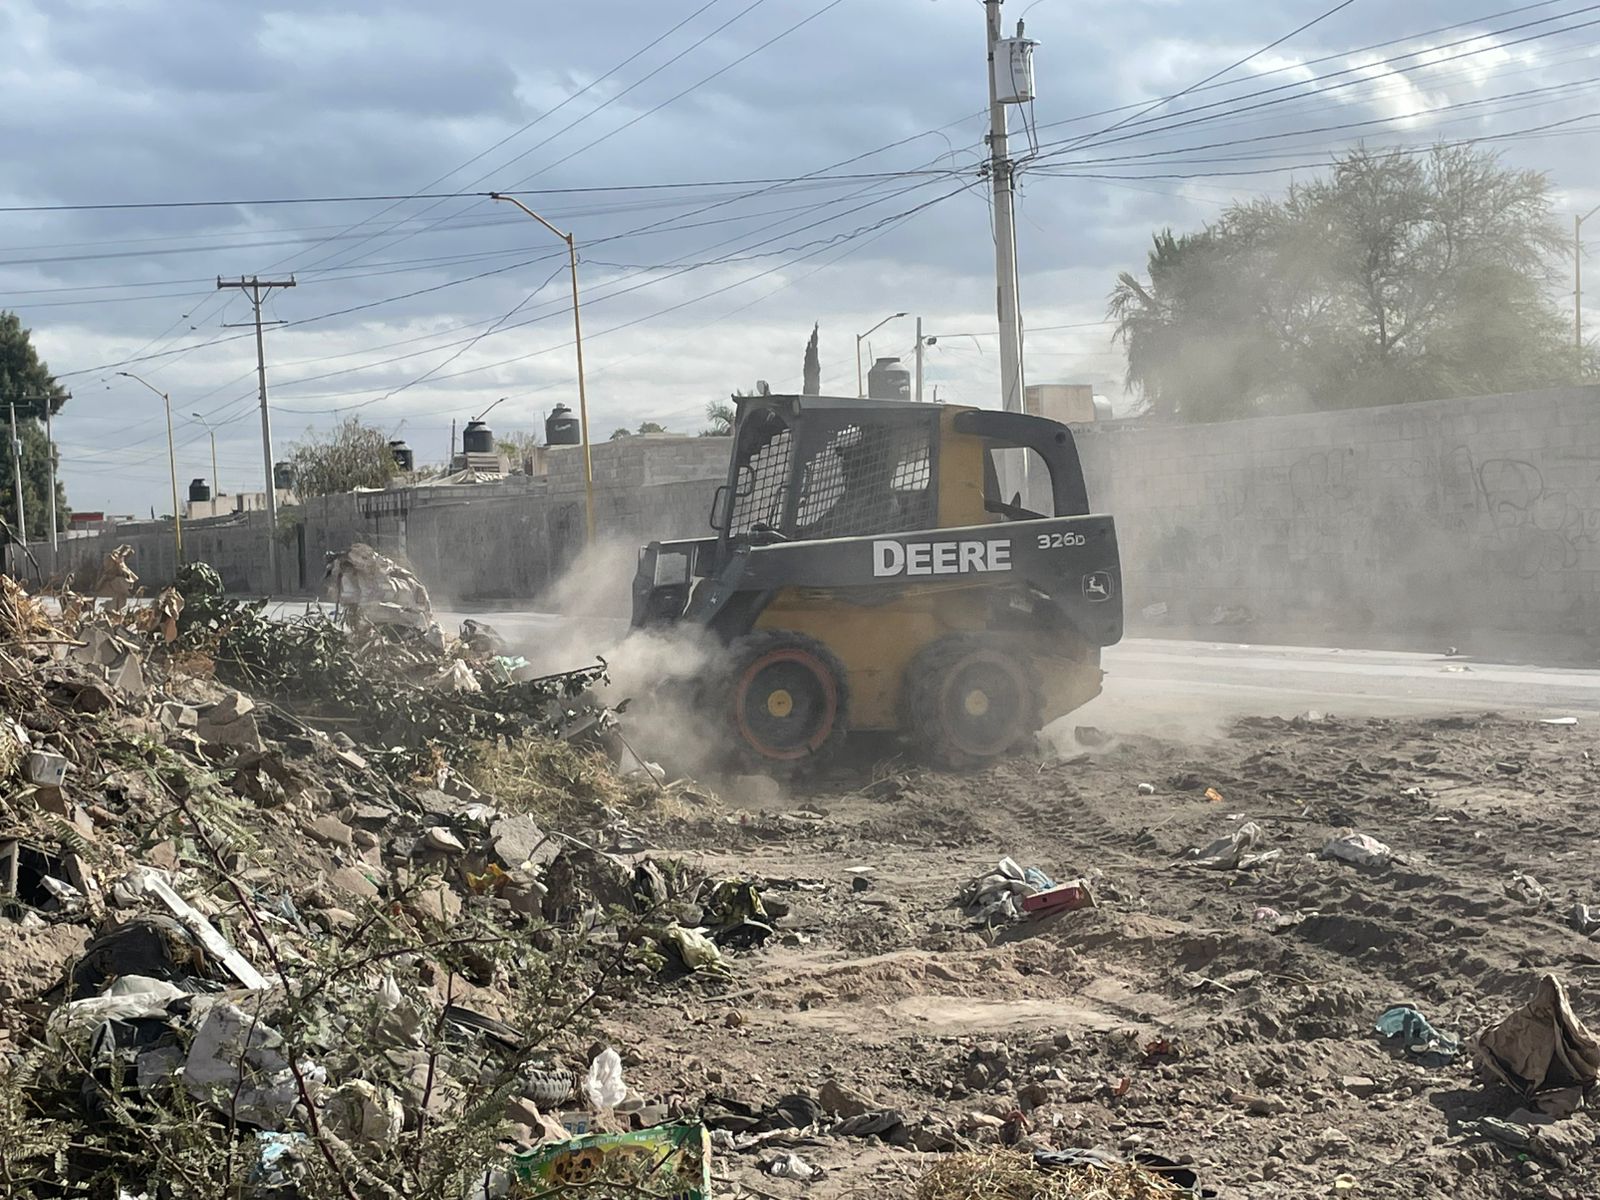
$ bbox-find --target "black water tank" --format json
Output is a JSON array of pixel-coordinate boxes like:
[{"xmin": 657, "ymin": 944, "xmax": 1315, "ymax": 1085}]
[
  {"xmin": 188, "ymin": 478, "xmax": 210, "ymax": 503},
  {"xmin": 273, "ymin": 461, "xmax": 294, "ymax": 491},
  {"xmin": 389, "ymin": 439, "xmax": 414, "ymax": 471},
  {"xmin": 867, "ymin": 356, "xmax": 911, "ymax": 400},
  {"xmin": 545, "ymin": 403, "xmax": 581, "ymax": 446},
  {"xmin": 461, "ymin": 420, "xmax": 494, "ymax": 454}
]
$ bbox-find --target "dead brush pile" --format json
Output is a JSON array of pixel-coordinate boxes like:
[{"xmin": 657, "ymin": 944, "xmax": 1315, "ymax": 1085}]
[
  {"xmin": 914, "ymin": 1150, "xmax": 1189, "ymax": 1200},
  {"xmin": 0, "ymin": 557, "xmax": 719, "ymax": 1199}
]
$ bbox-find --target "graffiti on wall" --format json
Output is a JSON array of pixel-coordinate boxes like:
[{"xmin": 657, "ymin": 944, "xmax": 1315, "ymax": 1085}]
[{"xmin": 1476, "ymin": 457, "xmax": 1599, "ymax": 580}]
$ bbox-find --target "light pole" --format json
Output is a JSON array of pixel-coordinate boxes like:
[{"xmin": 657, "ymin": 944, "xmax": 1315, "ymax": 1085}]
[
  {"xmin": 116, "ymin": 372, "xmax": 182, "ymax": 564},
  {"xmin": 1577, "ymin": 203, "xmax": 1600, "ymax": 371},
  {"xmin": 191, "ymin": 412, "xmax": 220, "ymax": 513},
  {"xmin": 487, "ymin": 194, "xmax": 594, "ymax": 542},
  {"xmin": 856, "ymin": 312, "xmax": 907, "ymax": 397},
  {"xmin": 474, "ymin": 396, "xmax": 508, "ymax": 423}
]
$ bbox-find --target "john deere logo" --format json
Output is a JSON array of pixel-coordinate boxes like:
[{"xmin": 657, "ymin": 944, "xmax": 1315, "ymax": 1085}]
[
  {"xmin": 1083, "ymin": 571, "xmax": 1114, "ymax": 601},
  {"xmin": 873, "ymin": 538, "xmax": 1012, "ymax": 578}
]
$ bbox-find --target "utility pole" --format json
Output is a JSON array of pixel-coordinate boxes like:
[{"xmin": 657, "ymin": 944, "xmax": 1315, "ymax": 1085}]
[
  {"xmin": 1577, "ymin": 205, "xmax": 1600, "ymax": 371},
  {"xmin": 191, "ymin": 412, "xmax": 221, "ymax": 511},
  {"xmin": 913, "ymin": 320, "xmax": 940, "ymax": 403},
  {"xmin": 0, "ymin": 393, "xmax": 66, "ymax": 556},
  {"xmin": 985, "ymin": 0, "xmax": 1031, "ymax": 414},
  {"xmin": 6, "ymin": 402, "xmax": 27, "ymax": 551},
  {"xmin": 217, "ymin": 275, "xmax": 295, "ymax": 589}
]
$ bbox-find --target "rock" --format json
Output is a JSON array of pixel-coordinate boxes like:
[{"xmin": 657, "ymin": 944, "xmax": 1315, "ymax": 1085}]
[
  {"xmin": 1340, "ymin": 1075, "xmax": 1380, "ymax": 1099},
  {"xmin": 819, "ymin": 1078, "xmax": 874, "ymax": 1119},
  {"xmin": 158, "ymin": 702, "xmax": 199, "ymax": 731},
  {"xmin": 351, "ymin": 805, "xmax": 396, "ymax": 829},
  {"xmin": 411, "ymin": 878, "xmax": 462, "ymax": 925},
  {"xmin": 422, "ymin": 827, "xmax": 466, "ymax": 854},
  {"xmin": 198, "ymin": 712, "xmax": 264, "ymax": 752},
  {"xmin": 327, "ymin": 866, "xmax": 381, "ymax": 900},
  {"xmin": 306, "ymin": 815, "xmax": 355, "ymax": 849},
  {"xmin": 207, "ymin": 691, "xmax": 256, "ymax": 723},
  {"xmin": 491, "ymin": 815, "xmax": 558, "ymax": 871}
]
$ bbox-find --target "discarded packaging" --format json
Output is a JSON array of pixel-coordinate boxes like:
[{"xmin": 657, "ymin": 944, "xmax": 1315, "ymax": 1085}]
[
  {"xmin": 1476, "ymin": 974, "xmax": 1600, "ymax": 1115},
  {"xmin": 1322, "ymin": 832, "xmax": 1392, "ymax": 868},
  {"xmin": 25, "ymin": 749, "xmax": 70, "ymax": 787},
  {"xmin": 509, "ymin": 1121, "xmax": 710, "ymax": 1199},
  {"xmin": 585, "ymin": 1047, "xmax": 626, "ymax": 1113},
  {"xmin": 1188, "ymin": 822, "xmax": 1279, "ymax": 871},
  {"xmin": 1022, "ymin": 881, "xmax": 1096, "ymax": 917},
  {"xmin": 767, "ymin": 1152, "xmax": 817, "ymax": 1179}
]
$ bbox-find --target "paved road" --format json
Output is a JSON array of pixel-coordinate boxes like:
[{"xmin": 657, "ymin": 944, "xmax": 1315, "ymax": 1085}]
[{"xmin": 382, "ymin": 605, "xmax": 1600, "ymax": 735}]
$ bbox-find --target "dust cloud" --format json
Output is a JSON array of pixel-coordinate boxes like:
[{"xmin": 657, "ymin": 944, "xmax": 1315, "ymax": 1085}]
[{"xmin": 518, "ymin": 536, "xmax": 732, "ymax": 775}]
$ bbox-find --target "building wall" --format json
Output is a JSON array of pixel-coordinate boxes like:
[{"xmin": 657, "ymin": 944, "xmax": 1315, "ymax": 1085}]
[
  {"xmin": 1073, "ymin": 385, "xmax": 1600, "ymax": 639},
  {"xmin": 21, "ymin": 389, "xmax": 1599, "ymax": 642}
]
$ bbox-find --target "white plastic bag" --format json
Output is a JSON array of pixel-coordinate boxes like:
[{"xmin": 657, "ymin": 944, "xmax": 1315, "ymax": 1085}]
[{"xmin": 584, "ymin": 1047, "xmax": 625, "ymax": 1112}]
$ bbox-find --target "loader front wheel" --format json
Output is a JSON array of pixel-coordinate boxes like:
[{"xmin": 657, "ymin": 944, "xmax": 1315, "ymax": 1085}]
[
  {"xmin": 722, "ymin": 631, "xmax": 848, "ymax": 774},
  {"xmin": 905, "ymin": 635, "xmax": 1039, "ymax": 770}
]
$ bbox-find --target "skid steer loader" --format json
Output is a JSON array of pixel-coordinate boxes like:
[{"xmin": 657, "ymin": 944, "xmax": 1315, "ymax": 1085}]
[{"xmin": 631, "ymin": 394, "xmax": 1121, "ymax": 771}]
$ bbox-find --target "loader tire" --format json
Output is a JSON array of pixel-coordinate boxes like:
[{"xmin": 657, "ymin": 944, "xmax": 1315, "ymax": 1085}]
[
  {"xmin": 904, "ymin": 634, "xmax": 1040, "ymax": 770},
  {"xmin": 719, "ymin": 631, "xmax": 849, "ymax": 776}
]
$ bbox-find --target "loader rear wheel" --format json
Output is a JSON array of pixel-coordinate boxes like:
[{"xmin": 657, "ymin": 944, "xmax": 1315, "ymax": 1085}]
[
  {"xmin": 905, "ymin": 635, "xmax": 1039, "ymax": 770},
  {"xmin": 721, "ymin": 631, "xmax": 848, "ymax": 774}
]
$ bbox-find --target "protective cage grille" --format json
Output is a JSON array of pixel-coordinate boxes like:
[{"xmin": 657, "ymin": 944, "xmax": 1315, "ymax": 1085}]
[
  {"xmin": 794, "ymin": 421, "xmax": 933, "ymax": 539},
  {"xmin": 728, "ymin": 426, "xmax": 793, "ymax": 535}
]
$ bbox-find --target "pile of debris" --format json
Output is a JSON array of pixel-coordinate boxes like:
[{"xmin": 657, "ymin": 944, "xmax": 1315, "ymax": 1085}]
[{"xmin": 0, "ymin": 560, "xmax": 737, "ymax": 1198}]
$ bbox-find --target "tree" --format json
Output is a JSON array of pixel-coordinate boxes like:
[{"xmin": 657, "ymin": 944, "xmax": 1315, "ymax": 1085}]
[
  {"xmin": 0, "ymin": 312, "xmax": 69, "ymax": 537},
  {"xmin": 700, "ymin": 400, "xmax": 734, "ymax": 437},
  {"xmin": 286, "ymin": 417, "xmax": 397, "ymax": 498},
  {"xmin": 802, "ymin": 323, "xmax": 821, "ymax": 395},
  {"xmin": 636, "ymin": 420, "xmax": 667, "ymax": 435},
  {"xmin": 1108, "ymin": 146, "xmax": 1577, "ymax": 421},
  {"xmin": 496, "ymin": 429, "xmax": 541, "ymax": 470}
]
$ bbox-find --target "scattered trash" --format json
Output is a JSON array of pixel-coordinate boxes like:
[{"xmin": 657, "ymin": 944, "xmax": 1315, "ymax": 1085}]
[
  {"xmin": 1570, "ymin": 903, "xmax": 1600, "ymax": 935},
  {"xmin": 662, "ymin": 925, "xmax": 728, "ymax": 976},
  {"xmin": 1022, "ymin": 880, "xmax": 1096, "ymax": 918},
  {"xmin": 1541, "ymin": 716, "xmax": 1579, "ymax": 726},
  {"xmin": 1136, "ymin": 782, "xmax": 1156, "ymax": 796},
  {"xmin": 1322, "ymin": 832, "xmax": 1392, "ymax": 868},
  {"xmin": 1476, "ymin": 974, "xmax": 1600, "ymax": 1116},
  {"xmin": 509, "ymin": 1122, "xmax": 711, "ymax": 1199},
  {"xmin": 1376, "ymin": 1005, "xmax": 1461, "ymax": 1065},
  {"xmin": 1252, "ymin": 906, "xmax": 1281, "ymax": 923},
  {"xmin": 25, "ymin": 749, "xmax": 70, "ymax": 787},
  {"xmin": 1506, "ymin": 873, "xmax": 1546, "ymax": 906},
  {"xmin": 1187, "ymin": 822, "xmax": 1279, "ymax": 871},
  {"xmin": 1202, "ymin": 786, "xmax": 1225, "ymax": 804},
  {"xmin": 766, "ymin": 1152, "xmax": 818, "ymax": 1179},
  {"xmin": 959, "ymin": 857, "xmax": 1061, "ymax": 924},
  {"xmin": 585, "ymin": 1047, "xmax": 626, "ymax": 1113}
]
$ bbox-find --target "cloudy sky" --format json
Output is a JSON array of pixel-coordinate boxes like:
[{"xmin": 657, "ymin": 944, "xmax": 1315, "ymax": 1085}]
[{"xmin": 4, "ymin": 0, "xmax": 1599, "ymax": 515}]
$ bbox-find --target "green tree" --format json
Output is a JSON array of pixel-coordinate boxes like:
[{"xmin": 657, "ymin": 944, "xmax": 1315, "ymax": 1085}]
[
  {"xmin": 700, "ymin": 399, "xmax": 735, "ymax": 437},
  {"xmin": 0, "ymin": 312, "xmax": 69, "ymax": 537},
  {"xmin": 496, "ymin": 429, "xmax": 541, "ymax": 467},
  {"xmin": 1109, "ymin": 146, "xmax": 1576, "ymax": 420},
  {"xmin": 636, "ymin": 420, "xmax": 667, "ymax": 435},
  {"xmin": 285, "ymin": 417, "xmax": 397, "ymax": 498},
  {"xmin": 609, "ymin": 427, "xmax": 632, "ymax": 440},
  {"xmin": 802, "ymin": 322, "xmax": 821, "ymax": 395}
]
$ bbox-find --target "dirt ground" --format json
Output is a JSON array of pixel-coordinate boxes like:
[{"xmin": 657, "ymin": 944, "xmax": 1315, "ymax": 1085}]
[{"xmin": 606, "ymin": 712, "xmax": 1600, "ymax": 1199}]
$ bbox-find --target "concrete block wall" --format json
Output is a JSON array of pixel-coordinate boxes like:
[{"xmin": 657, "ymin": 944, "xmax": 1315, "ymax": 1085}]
[
  {"xmin": 1073, "ymin": 385, "xmax": 1600, "ymax": 640},
  {"xmin": 544, "ymin": 435, "xmax": 729, "ymax": 489}
]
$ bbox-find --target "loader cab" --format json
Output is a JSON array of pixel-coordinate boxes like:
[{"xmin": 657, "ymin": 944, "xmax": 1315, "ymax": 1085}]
[{"xmin": 708, "ymin": 395, "xmax": 1091, "ymax": 557}]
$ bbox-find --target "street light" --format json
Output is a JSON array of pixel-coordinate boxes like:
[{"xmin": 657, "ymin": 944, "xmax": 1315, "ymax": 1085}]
[
  {"xmin": 190, "ymin": 412, "xmax": 220, "ymax": 511},
  {"xmin": 115, "ymin": 372, "xmax": 182, "ymax": 563},
  {"xmin": 474, "ymin": 396, "xmax": 509, "ymax": 423},
  {"xmin": 856, "ymin": 312, "xmax": 908, "ymax": 397},
  {"xmin": 487, "ymin": 194, "xmax": 594, "ymax": 542},
  {"xmin": 1577, "ymin": 203, "xmax": 1600, "ymax": 369}
]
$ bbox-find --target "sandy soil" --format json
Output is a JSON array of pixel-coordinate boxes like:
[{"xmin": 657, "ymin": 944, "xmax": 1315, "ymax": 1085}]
[{"xmin": 607, "ymin": 712, "xmax": 1600, "ymax": 1199}]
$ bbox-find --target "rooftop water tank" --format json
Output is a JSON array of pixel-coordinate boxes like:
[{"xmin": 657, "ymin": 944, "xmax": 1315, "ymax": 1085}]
[
  {"xmin": 545, "ymin": 403, "xmax": 581, "ymax": 446},
  {"xmin": 273, "ymin": 461, "xmax": 294, "ymax": 491},
  {"xmin": 389, "ymin": 439, "xmax": 414, "ymax": 471},
  {"xmin": 461, "ymin": 419, "xmax": 494, "ymax": 454},
  {"xmin": 188, "ymin": 478, "xmax": 211, "ymax": 503},
  {"xmin": 867, "ymin": 356, "xmax": 911, "ymax": 401}
]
